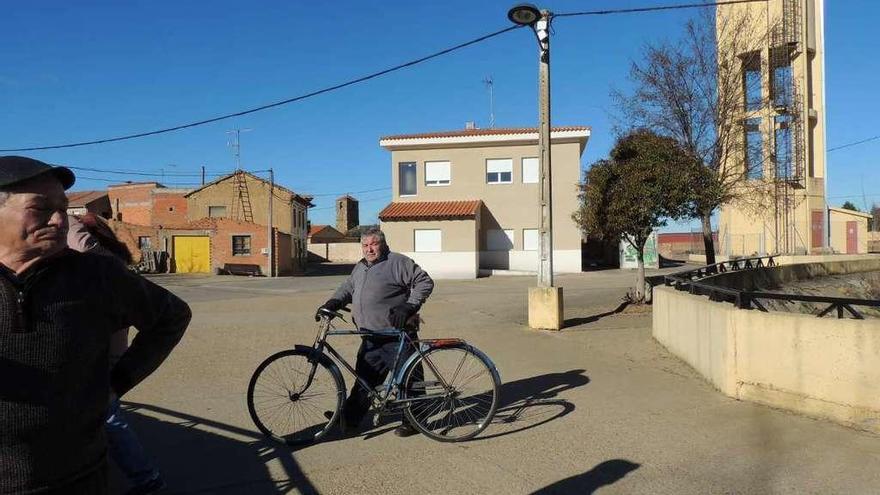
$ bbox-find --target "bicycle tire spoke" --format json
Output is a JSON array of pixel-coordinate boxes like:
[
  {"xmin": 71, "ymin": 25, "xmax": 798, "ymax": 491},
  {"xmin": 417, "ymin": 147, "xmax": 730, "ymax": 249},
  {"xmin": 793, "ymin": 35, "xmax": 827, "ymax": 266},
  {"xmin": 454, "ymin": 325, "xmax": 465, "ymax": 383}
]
[{"xmin": 249, "ymin": 352, "xmax": 342, "ymax": 444}]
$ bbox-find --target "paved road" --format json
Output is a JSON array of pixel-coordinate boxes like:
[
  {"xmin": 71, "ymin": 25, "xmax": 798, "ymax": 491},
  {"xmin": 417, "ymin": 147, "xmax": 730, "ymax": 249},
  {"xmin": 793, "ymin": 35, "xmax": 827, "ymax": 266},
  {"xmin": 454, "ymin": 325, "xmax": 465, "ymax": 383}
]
[{"xmin": 115, "ymin": 266, "xmax": 880, "ymax": 494}]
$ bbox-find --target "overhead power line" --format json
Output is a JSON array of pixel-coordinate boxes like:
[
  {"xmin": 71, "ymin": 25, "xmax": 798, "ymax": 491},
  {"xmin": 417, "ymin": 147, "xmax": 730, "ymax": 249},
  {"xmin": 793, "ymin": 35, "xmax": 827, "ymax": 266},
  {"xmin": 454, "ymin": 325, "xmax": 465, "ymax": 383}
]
[
  {"xmin": 828, "ymin": 134, "xmax": 880, "ymax": 152},
  {"xmin": 0, "ymin": 25, "xmax": 521, "ymax": 152},
  {"xmin": 308, "ymin": 186, "xmax": 391, "ymax": 197},
  {"xmin": 310, "ymin": 194, "xmax": 391, "ymax": 211},
  {"xmin": 554, "ymin": 0, "xmax": 768, "ymax": 18},
  {"xmin": 67, "ymin": 165, "xmax": 227, "ymax": 178},
  {"xmin": 74, "ymin": 175, "xmax": 202, "ymax": 186}
]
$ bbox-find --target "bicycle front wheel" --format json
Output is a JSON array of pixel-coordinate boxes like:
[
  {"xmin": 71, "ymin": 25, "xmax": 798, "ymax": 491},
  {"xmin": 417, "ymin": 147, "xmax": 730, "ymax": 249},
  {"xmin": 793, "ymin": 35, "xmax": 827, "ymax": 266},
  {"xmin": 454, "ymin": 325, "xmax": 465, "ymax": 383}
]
[
  {"xmin": 247, "ymin": 349, "xmax": 344, "ymax": 446},
  {"xmin": 401, "ymin": 344, "xmax": 500, "ymax": 442}
]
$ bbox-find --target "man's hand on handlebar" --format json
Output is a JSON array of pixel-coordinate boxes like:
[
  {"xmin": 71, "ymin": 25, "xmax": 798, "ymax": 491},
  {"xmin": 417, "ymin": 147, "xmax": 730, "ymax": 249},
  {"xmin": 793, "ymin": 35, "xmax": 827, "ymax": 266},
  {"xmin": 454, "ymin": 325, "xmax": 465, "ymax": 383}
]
[{"xmin": 315, "ymin": 298, "xmax": 345, "ymax": 322}]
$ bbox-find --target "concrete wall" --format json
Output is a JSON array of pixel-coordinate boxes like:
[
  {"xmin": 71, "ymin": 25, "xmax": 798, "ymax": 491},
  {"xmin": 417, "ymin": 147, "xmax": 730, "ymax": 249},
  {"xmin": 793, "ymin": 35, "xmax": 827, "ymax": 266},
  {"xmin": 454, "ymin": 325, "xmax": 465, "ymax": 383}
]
[
  {"xmin": 381, "ymin": 218, "xmax": 478, "ymax": 279},
  {"xmin": 307, "ymin": 241, "xmax": 363, "ymax": 263},
  {"xmin": 382, "ymin": 219, "xmax": 477, "ymax": 253},
  {"xmin": 705, "ymin": 255, "xmax": 880, "ymax": 291},
  {"xmin": 653, "ymin": 283, "xmax": 880, "ymax": 433},
  {"xmin": 400, "ymin": 251, "xmax": 479, "ymax": 279},
  {"xmin": 479, "ymin": 249, "xmax": 581, "ymax": 273}
]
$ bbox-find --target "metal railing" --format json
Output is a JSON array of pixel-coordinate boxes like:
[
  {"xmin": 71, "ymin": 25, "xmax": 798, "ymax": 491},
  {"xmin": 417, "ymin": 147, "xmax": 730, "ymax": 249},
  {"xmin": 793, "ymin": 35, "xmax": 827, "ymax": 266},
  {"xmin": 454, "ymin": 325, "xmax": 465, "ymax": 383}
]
[{"xmin": 664, "ymin": 255, "xmax": 880, "ymax": 320}]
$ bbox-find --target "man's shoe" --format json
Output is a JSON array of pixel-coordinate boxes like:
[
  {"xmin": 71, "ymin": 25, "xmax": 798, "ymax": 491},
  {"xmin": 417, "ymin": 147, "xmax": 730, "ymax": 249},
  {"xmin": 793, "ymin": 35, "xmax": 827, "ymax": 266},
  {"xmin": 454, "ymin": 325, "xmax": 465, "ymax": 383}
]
[
  {"xmin": 125, "ymin": 476, "xmax": 166, "ymax": 495},
  {"xmin": 393, "ymin": 423, "xmax": 419, "ymax": 438},
  {"xmin": 324, "ymin": 411, "xmax": 352, "ymax": 434}
]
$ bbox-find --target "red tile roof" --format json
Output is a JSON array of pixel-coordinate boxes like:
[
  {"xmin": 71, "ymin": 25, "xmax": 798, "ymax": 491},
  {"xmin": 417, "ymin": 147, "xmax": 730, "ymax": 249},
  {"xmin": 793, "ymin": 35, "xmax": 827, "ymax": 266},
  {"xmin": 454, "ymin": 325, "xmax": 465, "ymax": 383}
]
[
  {"xmin": 380, "ymin": 126, "xmax": 589, "ymax": 141},
  {"xmin": 379, "ymin": 200, "xmax": 481, "ymax": 221},
  {"xmin": 309, "ymin": 225, "xmax": 328, "ymax": 237},
  {"xmin": 66, "ymin": 190, "xmax": 107, "ymax": 206}
]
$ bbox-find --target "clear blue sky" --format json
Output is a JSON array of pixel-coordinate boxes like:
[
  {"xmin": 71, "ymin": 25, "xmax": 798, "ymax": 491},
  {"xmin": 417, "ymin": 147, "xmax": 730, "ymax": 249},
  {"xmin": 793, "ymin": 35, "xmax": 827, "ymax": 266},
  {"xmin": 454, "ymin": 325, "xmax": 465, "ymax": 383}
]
[{"xmin": 2, "ymin": 0, "xmax": 877, "ymax": 228}]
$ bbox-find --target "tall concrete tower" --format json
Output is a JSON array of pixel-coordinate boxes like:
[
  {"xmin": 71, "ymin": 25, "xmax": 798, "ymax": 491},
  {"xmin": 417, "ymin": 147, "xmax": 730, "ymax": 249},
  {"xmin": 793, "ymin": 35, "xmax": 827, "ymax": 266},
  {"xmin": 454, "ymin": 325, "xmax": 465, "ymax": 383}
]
[
  {"xmin": 717, "ymin": 0, "xmax": 827, "ymax": 256},
  {"xmin": 336, "ymin": 195, "xmax": 359, "ymax": 235}
]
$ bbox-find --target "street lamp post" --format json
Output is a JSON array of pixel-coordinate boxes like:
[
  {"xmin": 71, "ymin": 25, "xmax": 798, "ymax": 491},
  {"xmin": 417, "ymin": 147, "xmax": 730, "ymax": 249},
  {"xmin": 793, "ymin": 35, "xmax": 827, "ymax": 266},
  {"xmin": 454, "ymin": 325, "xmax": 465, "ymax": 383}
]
[{"xmin": 509, "ymin": 3, "xmax": 563, "ymax": 330}]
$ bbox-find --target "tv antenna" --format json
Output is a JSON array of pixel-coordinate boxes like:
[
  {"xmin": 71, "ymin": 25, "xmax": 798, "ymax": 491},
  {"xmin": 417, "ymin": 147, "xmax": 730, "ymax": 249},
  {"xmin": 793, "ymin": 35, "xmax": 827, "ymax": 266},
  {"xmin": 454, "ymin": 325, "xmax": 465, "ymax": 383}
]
[
  {"xmin": 226, "ymin": 128, "xmax": 252, "ymax": 170},
  {"xmin": 483, "ymin": 76, "xmax": 495, "ymax": 128}
]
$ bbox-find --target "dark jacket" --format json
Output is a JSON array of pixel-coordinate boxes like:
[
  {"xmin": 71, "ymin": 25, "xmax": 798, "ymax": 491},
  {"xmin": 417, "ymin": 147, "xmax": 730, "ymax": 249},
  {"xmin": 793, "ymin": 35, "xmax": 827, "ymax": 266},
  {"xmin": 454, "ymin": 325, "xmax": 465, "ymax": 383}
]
[
  {"xmin": 0, "ymin": 249, "xmax": 191, "ymax": 493},
  {"xmin": 332, "ymin": 252, "xmax": 433, "ymax": 331}
]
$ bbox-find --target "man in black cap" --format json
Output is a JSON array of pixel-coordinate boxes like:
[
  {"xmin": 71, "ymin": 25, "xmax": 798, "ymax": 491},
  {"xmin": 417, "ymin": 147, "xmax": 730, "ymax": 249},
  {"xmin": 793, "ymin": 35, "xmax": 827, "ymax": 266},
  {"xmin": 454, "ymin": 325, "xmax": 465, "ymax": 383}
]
[{"xmin": 0, "ymin": 156, "xmax": 191, "ymax": 494}]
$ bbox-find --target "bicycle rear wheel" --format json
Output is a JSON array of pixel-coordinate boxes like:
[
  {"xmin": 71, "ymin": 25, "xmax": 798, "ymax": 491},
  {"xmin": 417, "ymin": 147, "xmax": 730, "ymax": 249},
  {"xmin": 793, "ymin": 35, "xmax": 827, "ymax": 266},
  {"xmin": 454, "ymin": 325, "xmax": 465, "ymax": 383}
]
[
  {"xmin": 247, "ymin": 349, "xmax": 344, "ymax": 446},
  {"xmin": 401, "ymin": 344, "xmax": 500, "ymax": 442}
]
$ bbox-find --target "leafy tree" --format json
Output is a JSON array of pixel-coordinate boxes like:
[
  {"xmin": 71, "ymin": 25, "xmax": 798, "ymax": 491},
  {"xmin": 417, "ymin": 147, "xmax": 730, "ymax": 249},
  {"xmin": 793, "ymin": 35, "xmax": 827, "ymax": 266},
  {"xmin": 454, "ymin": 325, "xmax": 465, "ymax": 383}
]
[
  {"xmin": 574, "ymin": 130, "xmax": 697, "ymax": 302},
  {"xmin": 841, "ymin": 201, "xmax": 860, "ymax": 212},
  {"xmin": 613, "ymin": 9, "xmax": 774, "ymax": 265}
]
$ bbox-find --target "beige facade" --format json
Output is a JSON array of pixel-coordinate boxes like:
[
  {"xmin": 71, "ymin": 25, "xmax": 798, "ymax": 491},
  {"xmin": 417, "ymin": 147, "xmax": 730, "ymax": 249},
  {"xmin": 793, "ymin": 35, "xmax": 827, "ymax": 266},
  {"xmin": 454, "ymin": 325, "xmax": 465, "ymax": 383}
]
[
  {"xmin": 828, "ymin": 207, "xmax": 870, "ymax": 254},
  {"xmin": 717, "ymin": 0, "xmax": 828, "ymax": 256},
  {"xmin": 381, "ymin": 219, "xmax": 480, "ymax": 278},
  {"xmin": 379, "ymin": 127, "xmax": 590, "ymax": 278}
]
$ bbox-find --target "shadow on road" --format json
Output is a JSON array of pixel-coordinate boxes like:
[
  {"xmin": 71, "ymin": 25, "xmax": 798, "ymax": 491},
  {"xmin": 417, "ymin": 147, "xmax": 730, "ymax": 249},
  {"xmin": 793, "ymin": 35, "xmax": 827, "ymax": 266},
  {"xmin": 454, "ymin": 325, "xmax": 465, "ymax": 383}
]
[
  {"xmin": 531, "ymin": 459, "xmax": 641, "ymax": 494},
  {"xmin": 564, "ymin": 301, "xmax": 631, "ymax": 328},
  {"xmin": 303, "ymin": 263, "xmax": 356, "ymax": 277},
  {"xmin": 119, "ymin": 402, "xmax": 319, "ymax": 495},
  {"xmin": 477, "ymin": 369, "xmax": 590, "ymax": 441}
]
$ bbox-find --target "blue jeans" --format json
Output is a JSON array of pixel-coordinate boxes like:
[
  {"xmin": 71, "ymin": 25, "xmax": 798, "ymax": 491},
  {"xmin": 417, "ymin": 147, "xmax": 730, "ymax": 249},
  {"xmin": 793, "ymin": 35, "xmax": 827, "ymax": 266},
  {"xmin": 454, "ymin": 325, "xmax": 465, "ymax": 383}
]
[{"xmin": 106, "ymin": 399, "xmax": 159, "ymax": 486}]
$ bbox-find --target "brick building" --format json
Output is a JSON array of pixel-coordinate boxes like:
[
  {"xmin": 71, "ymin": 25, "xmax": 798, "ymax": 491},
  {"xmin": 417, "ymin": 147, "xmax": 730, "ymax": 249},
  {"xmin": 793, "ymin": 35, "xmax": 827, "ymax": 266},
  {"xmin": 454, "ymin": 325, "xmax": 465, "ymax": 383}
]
[
  {"xmin": 66, "ymin": 190, "xmax": 111, "ymax": 218},
  {"xmin": 107, "ymin": 182, "xmax": 190, "ymax": 227},
  {"xmin": 184, "ymin": 171, "xmax": 313, "ymax": 273},
  {"xmin": 103, "ymin": 171, "xmax": 312, "ymax": 275}
]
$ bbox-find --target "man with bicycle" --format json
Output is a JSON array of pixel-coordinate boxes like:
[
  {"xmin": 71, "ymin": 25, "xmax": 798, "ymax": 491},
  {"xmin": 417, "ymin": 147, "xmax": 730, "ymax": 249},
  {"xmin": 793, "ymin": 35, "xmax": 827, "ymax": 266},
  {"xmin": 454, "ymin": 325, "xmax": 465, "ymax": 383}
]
[{"xmin": 316, "ymin": 226, "xmax": 433, "ymax": 437}]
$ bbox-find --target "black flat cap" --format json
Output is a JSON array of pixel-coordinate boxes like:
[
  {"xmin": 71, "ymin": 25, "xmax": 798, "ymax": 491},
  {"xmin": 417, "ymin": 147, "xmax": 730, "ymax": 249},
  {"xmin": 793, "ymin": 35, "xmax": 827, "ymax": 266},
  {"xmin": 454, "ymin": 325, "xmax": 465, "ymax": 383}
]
[{"xmin": 0, "ymin": 156, "xmax": 75, "ymax": 190}]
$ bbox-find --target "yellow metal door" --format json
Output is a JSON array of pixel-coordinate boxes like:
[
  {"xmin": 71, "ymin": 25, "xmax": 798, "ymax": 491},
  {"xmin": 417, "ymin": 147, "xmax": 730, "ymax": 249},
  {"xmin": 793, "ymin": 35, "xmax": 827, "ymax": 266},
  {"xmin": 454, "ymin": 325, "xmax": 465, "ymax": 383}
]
[{"xmin": 173, "ymin": 236, "xmax": 210, "ymax": 273}]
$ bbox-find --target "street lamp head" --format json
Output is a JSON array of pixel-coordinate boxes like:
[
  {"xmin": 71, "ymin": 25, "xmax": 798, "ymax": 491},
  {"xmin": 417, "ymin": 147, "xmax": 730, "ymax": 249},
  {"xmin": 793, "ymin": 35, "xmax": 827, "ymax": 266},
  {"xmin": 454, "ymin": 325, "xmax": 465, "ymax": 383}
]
[{"xmin": 508, "ymin": 3, "xmax": 541, "ymax": 26}]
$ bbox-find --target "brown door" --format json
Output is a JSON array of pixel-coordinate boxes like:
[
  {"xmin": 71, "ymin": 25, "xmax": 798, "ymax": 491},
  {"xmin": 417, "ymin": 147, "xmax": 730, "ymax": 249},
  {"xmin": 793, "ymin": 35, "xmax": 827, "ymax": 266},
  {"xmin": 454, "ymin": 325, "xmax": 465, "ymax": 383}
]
[
  {"xmin": 846, "ymin": 221, "xmax": 858, "ymax": 254},
  {"xmin": 811, "ymin": 210, "xmax": 824, "ymax": 249}
]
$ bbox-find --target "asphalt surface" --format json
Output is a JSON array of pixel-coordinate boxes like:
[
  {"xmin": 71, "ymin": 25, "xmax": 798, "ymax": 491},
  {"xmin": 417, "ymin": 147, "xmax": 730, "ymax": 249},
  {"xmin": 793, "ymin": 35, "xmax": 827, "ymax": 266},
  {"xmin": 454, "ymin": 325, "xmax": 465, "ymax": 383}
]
[{"xmin": 113, "ymin": 264, "xmax": 880, "ymax": 494}]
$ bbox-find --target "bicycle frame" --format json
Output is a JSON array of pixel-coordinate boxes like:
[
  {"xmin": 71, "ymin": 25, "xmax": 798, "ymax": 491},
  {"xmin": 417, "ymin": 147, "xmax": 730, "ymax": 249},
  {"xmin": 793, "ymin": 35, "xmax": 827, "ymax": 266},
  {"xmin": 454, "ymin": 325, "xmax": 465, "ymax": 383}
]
[{"xmin": 304, "ymin": 313, "xmax": 459, "ymax": 417}]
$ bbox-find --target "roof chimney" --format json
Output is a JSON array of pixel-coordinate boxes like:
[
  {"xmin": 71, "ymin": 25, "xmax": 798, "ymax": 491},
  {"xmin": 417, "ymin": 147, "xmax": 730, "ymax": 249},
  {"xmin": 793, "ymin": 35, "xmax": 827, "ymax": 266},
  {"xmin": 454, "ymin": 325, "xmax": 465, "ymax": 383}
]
[{"xmin": 465, "ymin": 121, "xmax": 477, "ymax": 130}]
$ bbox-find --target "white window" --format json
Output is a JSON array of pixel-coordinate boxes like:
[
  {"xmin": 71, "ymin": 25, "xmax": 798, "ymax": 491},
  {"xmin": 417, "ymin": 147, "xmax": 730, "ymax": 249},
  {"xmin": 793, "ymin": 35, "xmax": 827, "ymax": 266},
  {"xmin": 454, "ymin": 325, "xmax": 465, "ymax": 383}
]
[
  {"xmin": 523, "ymin": 229, "xmax": 539, "ymax": 251},
  {"xmin": 414, "ymin": 229, "xmax": 442, "ymax": 252},
  {"xmin": 486, "ymin": 159, "xmax": 512, "ymax": 184},
  {"xmin": 522, "ymin": 157, "xmax": 539, "ymax": 184},
  {"xmin": 208, "ymin": 205, "xmax": 227, "ymax": 218},
  {"xmin": 425, "ymin": 161, "xmax": 451, "ymax": 186},
  {"xmin": 487, "ymin": 229, "xmax": 514, "ymax": 251}
]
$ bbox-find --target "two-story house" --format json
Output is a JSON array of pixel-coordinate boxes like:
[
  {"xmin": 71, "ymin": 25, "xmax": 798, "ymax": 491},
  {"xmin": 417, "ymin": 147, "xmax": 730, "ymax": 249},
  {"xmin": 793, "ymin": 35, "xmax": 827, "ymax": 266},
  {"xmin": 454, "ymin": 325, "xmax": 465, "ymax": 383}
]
[{"xmin": 378, "ymin": 126, "xmax": 590, "ymax": 278}]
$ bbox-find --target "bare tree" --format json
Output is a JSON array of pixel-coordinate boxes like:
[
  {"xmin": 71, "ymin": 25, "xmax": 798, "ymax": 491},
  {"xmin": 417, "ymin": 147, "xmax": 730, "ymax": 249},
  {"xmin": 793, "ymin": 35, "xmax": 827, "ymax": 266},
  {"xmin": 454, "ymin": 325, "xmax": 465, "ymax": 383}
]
[
  {"xmin": 613, "ymin": 8, "xmax": 774, "ymax": 265},
  {"xmin": 871, "ymin": 203, "xmax": 880, "ymax": 232}
]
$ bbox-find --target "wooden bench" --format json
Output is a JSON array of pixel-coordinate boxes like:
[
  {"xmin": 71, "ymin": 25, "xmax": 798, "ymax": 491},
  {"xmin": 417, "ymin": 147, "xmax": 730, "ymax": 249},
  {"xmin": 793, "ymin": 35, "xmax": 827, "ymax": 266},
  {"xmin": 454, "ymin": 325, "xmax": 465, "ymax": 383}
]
[{"xmin": 223, "ymin": 263, "xmax": 262, "ymax": 276}]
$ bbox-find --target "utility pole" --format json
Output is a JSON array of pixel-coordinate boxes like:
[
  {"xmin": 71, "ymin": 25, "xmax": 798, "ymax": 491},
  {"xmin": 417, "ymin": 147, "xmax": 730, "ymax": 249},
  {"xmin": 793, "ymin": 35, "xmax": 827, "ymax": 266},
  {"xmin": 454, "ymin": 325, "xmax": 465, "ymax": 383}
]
[
  {"xmin": 536, "ymin": 12, "xmax": 553, "ymax": 288},
  {"xmin": 508, "ymin": 4, "xmax": 563, "ymax": 330},
  {"xmin": 201, "ymin": 165, "xmax": 206, "ymax": 186},
  {"xmin": 267, "ymin": 168, "xmax": 274, "ymax": 277}
]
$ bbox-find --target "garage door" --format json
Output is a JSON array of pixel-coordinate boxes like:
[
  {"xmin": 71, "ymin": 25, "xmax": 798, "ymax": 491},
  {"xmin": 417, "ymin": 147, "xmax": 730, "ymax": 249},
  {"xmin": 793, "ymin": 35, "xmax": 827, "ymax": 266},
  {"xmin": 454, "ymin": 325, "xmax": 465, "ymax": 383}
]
[{"xmin": 174, "ymin": 236, "xmax": 210, "ymax": 273}]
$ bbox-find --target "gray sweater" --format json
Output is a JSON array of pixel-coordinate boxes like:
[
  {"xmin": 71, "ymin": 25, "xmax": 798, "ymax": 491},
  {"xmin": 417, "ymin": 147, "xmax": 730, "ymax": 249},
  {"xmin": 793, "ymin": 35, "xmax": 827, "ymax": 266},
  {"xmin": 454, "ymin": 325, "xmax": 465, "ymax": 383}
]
[{"xmin": 332, "ymin": 252, "xmax": 434, "ymax": 331}]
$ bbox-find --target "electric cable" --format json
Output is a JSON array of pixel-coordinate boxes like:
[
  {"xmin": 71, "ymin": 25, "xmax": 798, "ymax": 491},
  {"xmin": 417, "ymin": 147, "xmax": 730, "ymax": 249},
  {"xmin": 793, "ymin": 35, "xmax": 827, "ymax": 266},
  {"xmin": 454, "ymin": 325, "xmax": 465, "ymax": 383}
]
[{"xmin": 0, "ymin": 26, "xmax": 521, "ymax": 152}]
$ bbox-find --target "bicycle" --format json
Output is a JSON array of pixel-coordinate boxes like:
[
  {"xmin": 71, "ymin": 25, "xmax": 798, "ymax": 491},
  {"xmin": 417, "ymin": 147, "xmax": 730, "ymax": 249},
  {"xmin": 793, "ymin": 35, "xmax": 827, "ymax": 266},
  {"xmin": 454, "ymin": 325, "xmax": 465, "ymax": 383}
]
[{"xmin": 247, "ymin": 307, "xmax": 501, "ymax": 445}]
